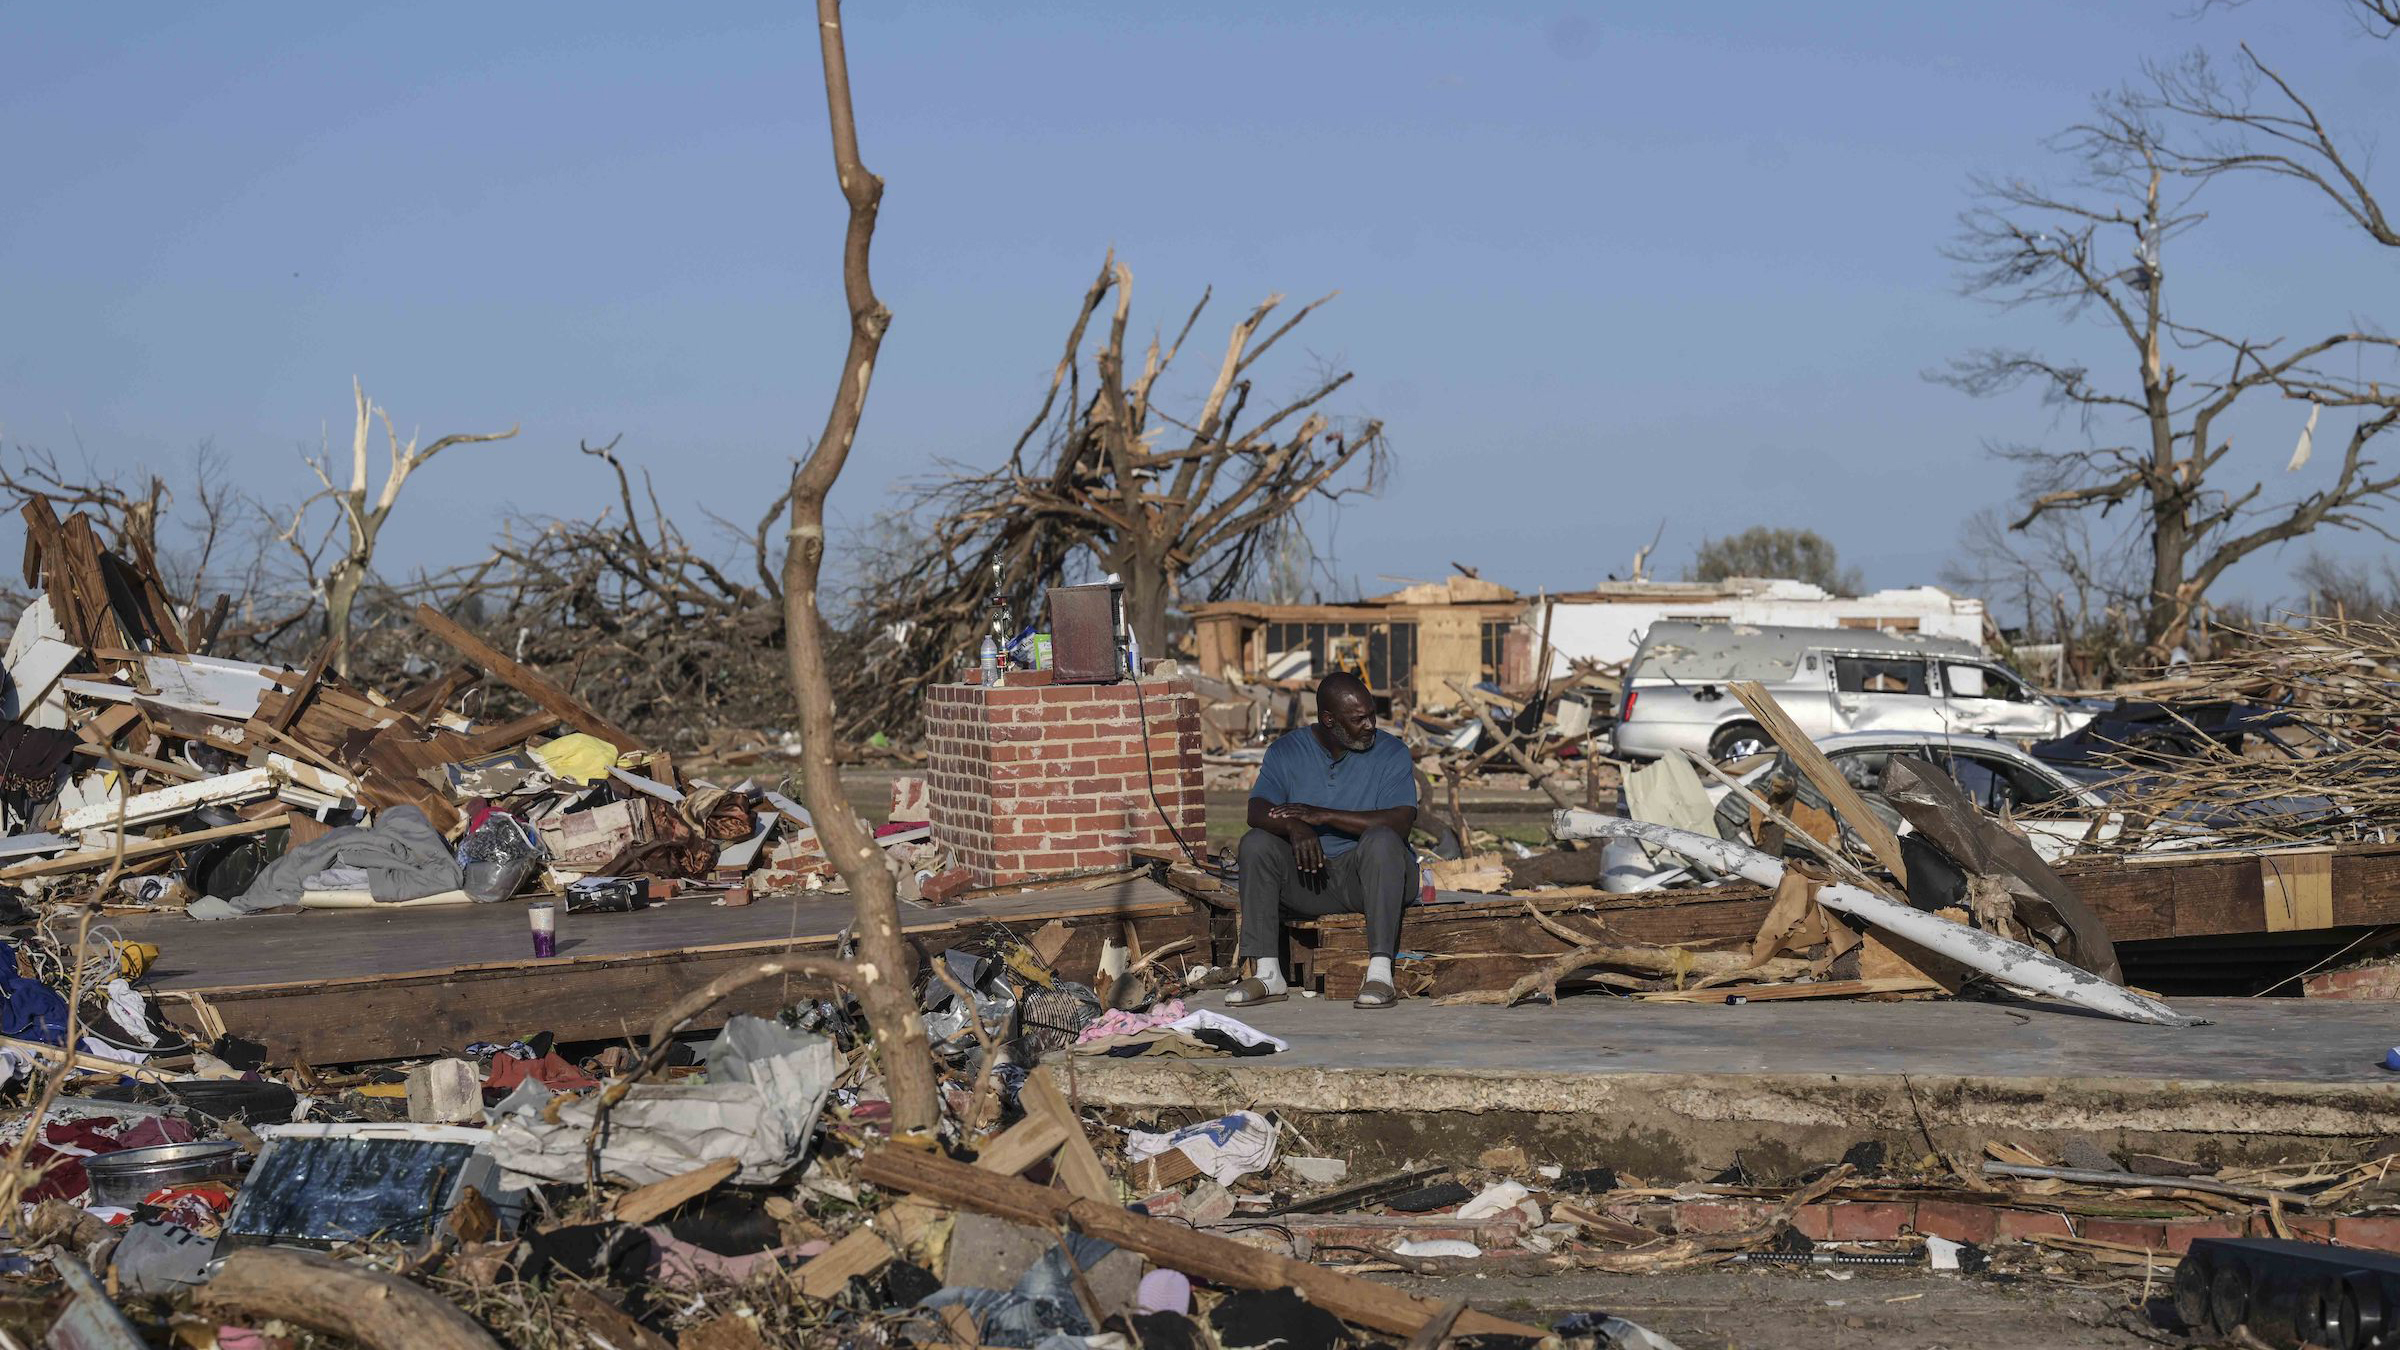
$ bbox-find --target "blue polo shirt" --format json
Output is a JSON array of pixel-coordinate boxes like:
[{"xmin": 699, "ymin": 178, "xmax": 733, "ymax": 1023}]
[{"xmin": 1250, "ymin": 726, "xmax": 1417, "ymax": 857}]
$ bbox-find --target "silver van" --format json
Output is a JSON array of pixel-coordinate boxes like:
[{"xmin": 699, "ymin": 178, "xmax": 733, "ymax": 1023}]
[{"xmin": 1609, "ymin": 621, "xmax": 2085, "ymax": 762}]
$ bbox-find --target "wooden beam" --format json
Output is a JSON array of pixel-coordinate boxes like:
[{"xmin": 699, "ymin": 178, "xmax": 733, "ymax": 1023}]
[
  {"xmin": 1, "ymin": 816, "xmax": 285, "ymax": 880},
  {"xmin": 265, "ymin": 640, "xmax": 333, "ymax": 737},
  {"xmin": 412, "ymin": 604, "xmax": 636, "ymax": 748},
  {"xmin": 1021, "ymin": 1064, "xmax": 1112, "ymax": 1203},
  {"xmin": 69, "ymin": 742, "xmax": 202, "ymax": 782},
  {"xmin": 857, "ymin": 1146, "xmax": 1547, "ymax": 1341},
  {"xmin": 1727, "ymin": 681, "xmax": 1908, "ymax": 886}
]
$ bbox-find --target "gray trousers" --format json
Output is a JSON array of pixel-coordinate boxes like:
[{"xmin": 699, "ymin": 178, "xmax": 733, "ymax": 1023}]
[{"xmin": 1237, "ymin": 826, "xmax": 1416, "ymax": 963}]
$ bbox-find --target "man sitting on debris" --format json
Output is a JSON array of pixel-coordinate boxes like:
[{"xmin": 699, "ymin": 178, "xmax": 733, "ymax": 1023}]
[{"xmin": 1227, "ymin": 671, "xmax": 1418, "ymax": 1011}]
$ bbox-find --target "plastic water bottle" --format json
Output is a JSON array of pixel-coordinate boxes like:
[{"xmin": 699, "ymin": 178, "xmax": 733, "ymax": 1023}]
[{"xmin": 979, "ymin": 634, "xmax": 1001, "ymax": 686}]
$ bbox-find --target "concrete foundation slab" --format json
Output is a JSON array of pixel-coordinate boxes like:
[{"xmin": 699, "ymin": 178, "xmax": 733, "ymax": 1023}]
[{"xmin": 1057, "ymin": 995, "xmax": 2400, "ymax": 1176}]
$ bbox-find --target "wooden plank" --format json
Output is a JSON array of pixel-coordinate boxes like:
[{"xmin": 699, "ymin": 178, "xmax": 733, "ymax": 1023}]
[
  {"xmin": 2261, "ymin": 847, "xmax": 2335, "ymax": 933},
  {"xmin": 0, "ymin": 817, "xmax": 284, "ymax": 880},
  {"xmin": 264, "ymin": 641, "xmax": 332, "ymax": 737},
  {"xmin": 1728, "ymin": 681, "xmax": 1908, "ymax": 885},
  {"xmin": 413, "ymin": 604, "xmax": 636, "ymax": 748},
  {"xmin": 792, "ymin": 1110, "xmax": 1070, "ymax": 1298},
  {"xmin": 613, "ymin": 1158, "xmax": 741, "ymax": 1223},
  {"xmin": 462, "ymin": 711, "xmax": 561, "ymax": 755},
  {"xmin": 141, "ymin": 884, "xmax": 1203, "ymax": 1064},
  {"xmin": 1021, "ymin": 1066, "xmax": 1112, "ymax": 1203},
  {"xmin": 68, "ymin": 741, "xmax": 202, "ymax": 782}
]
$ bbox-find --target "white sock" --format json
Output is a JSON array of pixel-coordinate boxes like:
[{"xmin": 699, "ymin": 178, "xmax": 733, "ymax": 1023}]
[
  {"xmin": 1252, "ymin": 958, "xmax": 1287, "ymax": 990},
  {"xmin": 1365, "ymin": 955, "xmax": 1394, "ymax": 987}
]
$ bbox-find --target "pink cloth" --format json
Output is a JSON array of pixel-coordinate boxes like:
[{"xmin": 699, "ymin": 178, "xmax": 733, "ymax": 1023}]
[{"xmin": 1074, "ymin": 999, "xmax": 1187, "ymax": 1045}]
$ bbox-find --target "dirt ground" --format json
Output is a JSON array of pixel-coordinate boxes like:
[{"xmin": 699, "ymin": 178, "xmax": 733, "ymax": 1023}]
[{"xmin": 1380, "ymin": 1267, "xmax": 2170, "ymax": 1349}]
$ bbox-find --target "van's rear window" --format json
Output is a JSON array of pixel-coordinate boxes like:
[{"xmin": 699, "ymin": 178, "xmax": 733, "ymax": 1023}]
[{"xmin": 1834, "ymin": 656, "xmax": 1930, "ymax": 695}]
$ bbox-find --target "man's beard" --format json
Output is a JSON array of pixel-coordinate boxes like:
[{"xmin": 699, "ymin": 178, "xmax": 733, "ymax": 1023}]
[{"xmin": 1335, "ymin": 725, "xmax": 1375, "ymax": 753}]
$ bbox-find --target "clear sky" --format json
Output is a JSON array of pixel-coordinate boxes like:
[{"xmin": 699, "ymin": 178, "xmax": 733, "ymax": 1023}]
[{"xmin": 2, "ymin": 2, "xmax": 2394, "ymax": 615}]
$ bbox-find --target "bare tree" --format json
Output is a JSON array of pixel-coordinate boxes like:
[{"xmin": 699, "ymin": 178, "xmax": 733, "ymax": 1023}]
[
  {"xmin": 2138, "ymin": 39, "xmax": 2395, "ymax": 248},
  {"xmin": 274, "ymin": 380, "xmax": 516, "ymax": 675},
  {"xmin": 1941, "ymin": 507, "xmax": 2149, "ymax": 681},
  {"xmin": 782, "ymin": 0, "xmax": 939, "ymax": 1139},
  {"xmin": 336, "ymin": 438, "xmax": 799, "ymax": 742},
  {"xmin": 1937, "ymin": 97, "xmax": 2400, "ymax": 656},
  {"xmin": 829, "ymin": 257, "xmax": 1387, "ymax": 735},
  {"xmin": 0, "ymin": 441, "xmax": 270, "ymax": 646}
]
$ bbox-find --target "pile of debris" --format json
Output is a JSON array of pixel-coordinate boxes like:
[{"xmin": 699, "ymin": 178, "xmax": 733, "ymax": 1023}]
[
  {"xmin": 2045, "ymin": 617, "xmax": 2400, "ymax": 852},
  {"xmin": 1195, "ymin": 665, "xmax": 1621, "ymax": 817},
  {"xmin": 1107, "ymin": 1126, "xmax": 2400, "ymax": 1285},
  {"xmin": 0, "ymin": 876, "xmax": 1578, "ymax": 1350},
  {"xmin": 0, "ymin": 502, "xmax": 952, "ymax": 926}
]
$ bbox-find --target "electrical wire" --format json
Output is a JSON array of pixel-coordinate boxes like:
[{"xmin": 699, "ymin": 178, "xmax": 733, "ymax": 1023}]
[{"xmin": 1128, "ymin": 670, "xmax": 1213, "ymax": 873}]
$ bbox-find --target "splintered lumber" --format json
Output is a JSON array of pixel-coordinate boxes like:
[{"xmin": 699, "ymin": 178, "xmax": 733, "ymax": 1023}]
[
  {"xmin": 613, "ymin": 1157, "xmax": 740, "ymax": 1224},
  {"xmin": 1636, "ymin": 976, "xmax": 1939, "ymax": 1004},
  {"xmin": 856, "ymin": 1146, "xmax": 1548, "ymax": 1341},
  {"xmin": 196, "ymin": 1247, "xmax": 499, "ymax": 1350},
  {"xmin": 0, "ymin": 816, "xmax": 283, "ymax": 880},
  {"xmin": 57, "ymin": 767, "xmax": 275, "ymax": 834},
  {"xmin": 413, "ymin": 603, "xmax": 635, "ymax": 748},
  {"xmin": 1727, "ymin": 681, "xmax": 1908, "ymax": 886},
  {"xmin": 791, "ymin": 1102, "xmax": 1073, "ymax": 1298},
  {"xmin": 1445, "ymin": 681, "xmax": 1575, "ymax": 808}
]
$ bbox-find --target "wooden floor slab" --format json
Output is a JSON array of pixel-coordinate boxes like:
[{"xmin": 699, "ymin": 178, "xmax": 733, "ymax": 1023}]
[{"xmin": 117, "ymin": 875, "xmax": 1205, "ymax": 1064}]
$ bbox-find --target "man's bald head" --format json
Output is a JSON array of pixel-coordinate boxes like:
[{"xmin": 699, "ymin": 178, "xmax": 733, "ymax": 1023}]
[
  {"xmin": 1318, "ymin": 671, "xmax": 1371, "ymax": 709},
  {"xmin": 1315, "ymin": 672, "xmax": 1377, "ymax": 753}
]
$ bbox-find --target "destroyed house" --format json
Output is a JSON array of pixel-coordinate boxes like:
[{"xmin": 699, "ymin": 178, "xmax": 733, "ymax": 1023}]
[{"xmin": 1188, "ymin": 575, "xmax": 1536, "ymax": 702}]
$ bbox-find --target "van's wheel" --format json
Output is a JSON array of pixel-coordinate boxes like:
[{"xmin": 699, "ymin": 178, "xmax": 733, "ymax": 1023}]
[{"xmin": 1709, "ymin": 721, "xmax": 1769, "ymax": 762}]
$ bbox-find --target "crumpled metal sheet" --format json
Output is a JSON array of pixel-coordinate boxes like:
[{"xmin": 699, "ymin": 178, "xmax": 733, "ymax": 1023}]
[{"xmin": 1881, "ymin": 756, "xmax": 2121, "ymax": 983}]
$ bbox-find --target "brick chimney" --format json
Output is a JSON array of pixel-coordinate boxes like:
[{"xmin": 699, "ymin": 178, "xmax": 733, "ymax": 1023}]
[{"xmin": 925, "ymin": 675, "xmax": 1204, "ymax": 888}]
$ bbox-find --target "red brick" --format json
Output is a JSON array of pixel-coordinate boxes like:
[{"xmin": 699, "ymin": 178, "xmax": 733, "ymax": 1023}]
[
  {"xmin": 1075, "ymin": 849, "xmax": 1129, "ymax": 869},
  {"xmin": 920, "ymin": 867, "xmax": 976, "ymax": 903},
  {"xmin": 2158, "ymin": 1218, "xmax": 2248, "ymax": 1253},
  {"xmin": 1993, "ymin": 1209, "xmax": 2073, "ymax": 1240},
  {"xmin": 1790, "ymin": 1205, "xmax": 1833, "ymax": 1241},
  {"xmin": 2333, "ymin": 1217, "xmax": 2400, "ymax": 1253},
  {"xmin": 2080, "ymin": 1219, "xmax": 2169, "ymax": 1250},
  {"xmin": 1826, "ymin": 1202, "xmax": 1913, "ymax": 1242},
  {"xmin": 1911, "ymin": 1201, "xmax": 2000, "ymax": 1244}
]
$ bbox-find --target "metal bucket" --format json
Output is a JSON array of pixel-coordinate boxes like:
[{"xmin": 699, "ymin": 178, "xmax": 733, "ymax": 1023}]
[{"xmin": 82, "ymin": 1141, "xmax": 247, "ymax": 1208}]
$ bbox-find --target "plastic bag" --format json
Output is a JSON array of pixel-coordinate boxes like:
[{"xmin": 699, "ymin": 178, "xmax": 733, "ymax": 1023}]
[{"xmin": 456, "ymin": 812, "xmax": 544, "ymax": 903}]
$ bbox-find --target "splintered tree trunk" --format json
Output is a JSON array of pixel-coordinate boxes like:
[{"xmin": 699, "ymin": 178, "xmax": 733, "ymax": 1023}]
[
  {"xmin": 783, "ymin": 0, "xmax": 939, "ymax": 1138},
  {"xmin": 1112, "ymin": 536, "xmax": 1172, "ymax": 663},
  {"xmin": 325, "ymin": 563, "xmax": 363, "ymax": 677}
]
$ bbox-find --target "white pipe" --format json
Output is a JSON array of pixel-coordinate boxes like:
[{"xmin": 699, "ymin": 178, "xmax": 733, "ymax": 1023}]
[{"xmin": 1554, "ymin": 812, "xmax": 2195, "ymax": 1027}]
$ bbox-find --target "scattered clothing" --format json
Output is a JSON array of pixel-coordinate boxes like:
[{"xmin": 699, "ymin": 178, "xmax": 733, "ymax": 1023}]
[
  {"xmin": 483, "ymin": 1051, "xmax": 599, "ymax": 1094},
  {"xmin": 1075, "ymin": 999, "xmax": 1188, "ymax": 1044},
  {"xmin": 0, "ymin": 940, "xmax": 67, "ymax": 1042},
  {"xmin": 1210, "ymin": 1287, "xmax": 1344, "ymax": 1350},
  {"xmin": 212, "ymin": 804, "xmax": 461, "ymax": 916},
  {"xmin": 1136, "ymin": 1269, "xmax": 1191, "ymax": 1316},
  {"xmin": 1125, "ymin": 1110, "xmax": 1278, "ymax": 1186},
  {"xmin": 0, "ymin": 724, "xmax": 76, "ymax": 796},
  {"xmin": 1164, "ymin": 1008, "xmax": 1287, "ymax": 1053}
]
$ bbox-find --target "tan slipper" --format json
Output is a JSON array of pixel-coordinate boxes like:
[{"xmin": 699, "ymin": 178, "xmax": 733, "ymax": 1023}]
[
  {"xmin": 1353, "ymin": 979, "xmax": 1399, "ymax": 1009},
  {"xmin": 1224, "ymin": 977, "xmax": 1288, "ymax": 1007}
]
